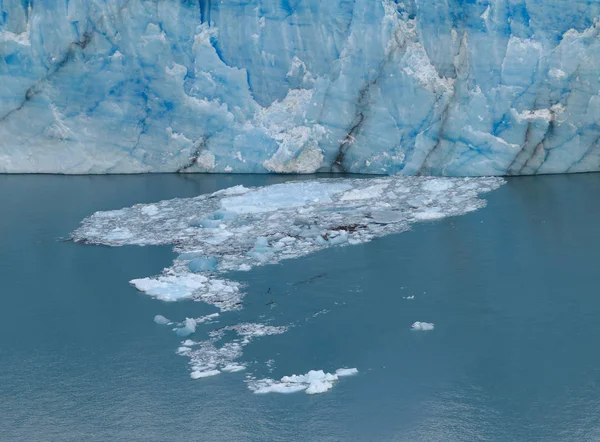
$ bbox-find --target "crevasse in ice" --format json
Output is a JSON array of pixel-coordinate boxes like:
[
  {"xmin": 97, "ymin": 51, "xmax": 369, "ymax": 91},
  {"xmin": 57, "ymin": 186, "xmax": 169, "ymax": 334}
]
[{"xmin": 2, "ymin": 1, "xmax": 600, "ymax": 175}]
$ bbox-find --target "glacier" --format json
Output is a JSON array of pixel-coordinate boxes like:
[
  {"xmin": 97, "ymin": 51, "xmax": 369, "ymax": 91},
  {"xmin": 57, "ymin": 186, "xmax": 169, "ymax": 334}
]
[{"xmin": 1, "ymin": 0, "xmax": 600, "ymax": 175}]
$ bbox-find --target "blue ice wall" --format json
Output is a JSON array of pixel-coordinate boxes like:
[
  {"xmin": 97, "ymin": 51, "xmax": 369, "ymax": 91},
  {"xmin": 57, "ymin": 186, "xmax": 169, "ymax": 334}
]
[{"xmin": 1, "ymin": 0, "xmax": 599, "ymax": 175}]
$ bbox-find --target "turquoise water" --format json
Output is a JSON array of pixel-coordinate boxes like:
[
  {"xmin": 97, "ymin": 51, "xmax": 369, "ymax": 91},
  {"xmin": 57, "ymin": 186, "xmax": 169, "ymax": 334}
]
[{"xmin": 2, "ymin": 173, "xmax": 600, "ymax": 441}]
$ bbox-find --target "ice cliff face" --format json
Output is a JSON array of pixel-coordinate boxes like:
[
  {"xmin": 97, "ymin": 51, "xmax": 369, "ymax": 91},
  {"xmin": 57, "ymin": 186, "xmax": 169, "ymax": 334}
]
[{"xmin": 1, "ymin": 0, "xmax": 600, "ymax": 175}]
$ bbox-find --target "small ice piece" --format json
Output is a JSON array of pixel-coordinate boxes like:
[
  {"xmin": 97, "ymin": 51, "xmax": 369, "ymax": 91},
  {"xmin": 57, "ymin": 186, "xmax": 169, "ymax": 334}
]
[
  {"xmin": 339, "ymin": 184, "xmax": 388, "ymax": 201},
  {"xmin": 191, "ymin": 210, "xmax": 237, "ymax": 228},
  {"xmin": 130, "ymin": 274, "xmax": 208, "ymax": 302},
  {"xmin": 327, "ymin": 231, "xmax": 349, "ymax": 246},
  {"xmin": 195, "ymin": 312, "xmax": 219, "ymax": 324},
  {"xmin": 221, "ymin": 181, "xmax": 352, "ymax": 214},
  {"xmin": 251, "ymin": 381, "xmax": 308, "ymax": 394},
  {"xmin": 335, "ymin": 368, "xmax": 359, "ymax": 377},
  {"xmin": 176, "ymin": 251, "xmax": 202, "ymax": 260},
  {"xmin": 248, "ymin": 236, "xmax": 274, "ymax": 263},
  {"xmin": 176, "ymin": 318, "xmax": 197, "ymax": 336},
  {"xmin": 370, "ymin": 210, "xmax": 404, "ymax": 224},
  {"xmin": 191, "ymin": 369, "xmax": 221, "ymax": 379},
  {"xmin": 154, "ymin": 314, "xmax": 170, "ymax": 325},
  {"xmin": 405, "ymin": 295, "xmax": 415, "ymax": 300},
  {"xmin": 315, "ymin": 235, "xmax": 328, "ymax": 246},
  {"xmin": 407, "ymin": 195, "xmax": 433, "ymax": 208},
  {"xmin": 191, "ymin": 218, "xmax": 222, "ymax": 228},
  {"xmin": 412, "ymin": 321, "xmax": 435, "ymax": 331},
  {"xmin": 188, "ymin": 257, "xmax": 218, "ymax": 273},
  {"xmin": 212, "ymin": 185, "xmax": 251, "ymax": 197},
  {"xmin": 105, "ymin": 228, "xmax": 132, "ymax": 241},
  {"xmin": 306, "ymin": 380, "xmax": 334, "ymax": 394},
  {"xmin": 213, "ymin": 210, "xmax": 237, "ymax": 221},
  {"xmin": 248, "ymin": 368, "xmax": 356, "ymax": 395},
  {"xmin": 414, "ymin": 210, "xmax": 445, "ymax": 220},
  {"xmin": 222, "ymin": 364, "xmax": 246, "ymax": 372},
  {"xmin": 141, "ymin": 205, "xmax": 159, "ymax": 216},
  {"xmin": 422, "ymin": 179, "xmax": 454, "ymax": 192}
]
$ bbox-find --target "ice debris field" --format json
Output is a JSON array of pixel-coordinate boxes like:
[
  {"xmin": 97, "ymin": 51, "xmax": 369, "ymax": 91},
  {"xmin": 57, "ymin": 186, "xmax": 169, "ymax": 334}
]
[{"xmin": 73, "ymin": 176, "xmax": 503, "ymax": 394}]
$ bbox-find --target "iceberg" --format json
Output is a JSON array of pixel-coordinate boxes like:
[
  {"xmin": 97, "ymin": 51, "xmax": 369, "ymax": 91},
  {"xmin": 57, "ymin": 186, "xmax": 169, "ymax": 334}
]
[{"xmin": 2, "ymin": 1, "xmax": 600, "ymax": 175}]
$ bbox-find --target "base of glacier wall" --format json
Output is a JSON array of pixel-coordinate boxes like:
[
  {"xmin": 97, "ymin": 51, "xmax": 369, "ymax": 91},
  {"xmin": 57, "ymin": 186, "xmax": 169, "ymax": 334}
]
[{"xmin": 1, "ymin": 1, "xmax": 600, "ymax": 175}]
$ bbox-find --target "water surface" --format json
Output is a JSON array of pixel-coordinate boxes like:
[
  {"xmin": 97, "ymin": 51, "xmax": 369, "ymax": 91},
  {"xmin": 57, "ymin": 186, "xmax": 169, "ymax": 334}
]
[{"xmin": 2, "ymin": 173, "xmax": 600, "ymax": 441}]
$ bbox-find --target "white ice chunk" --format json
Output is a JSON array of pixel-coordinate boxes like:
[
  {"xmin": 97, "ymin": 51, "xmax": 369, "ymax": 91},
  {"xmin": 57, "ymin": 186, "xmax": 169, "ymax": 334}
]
[
  {"xmin": 153, "ymin": 314, "xmax": 170, "ymax": 325},
  {"xmin": 175, "ymin": 317, "xmax": 197, "ymax": 336},
  {"xmin": 370, "ymin": 210, "xmax": 405, "ymax": 224},
  {"xmin": 247, "ymin": 368, "xmax": 357, "ymax": 395},
  {"xmin": 413, "ymin": 210, "xmax": 446, "ymax": 221},
  {"xmin": 195, "ymin": 313, "xmax": 220, "ymax": 324},
  {"xmin": 213, "ymin": 185, "xmax": 251, "ymax": 197},
  {"xmin": 131, "ymin": 274, "xmax": 208, "ymax": 302},
  {"xmin": 141, "ymin": 205, "xmax": 159, "ymax": 216},
  {"xmin": 340, "ymin": 184, "xmax": 388, "ymax": 201},
  {"xmin": 422, "ymin": 179, "xmax": 454, "ymax": 192},
  {"xmin": 250, "ymin": 381, "xmax": 308, "ymax": 394},
  {"xmin": 222, "ymin": 364, "xmax": 246, "ymax": 372},
  {"xmin": 305, "ymin": 380, "xmax": 334, "ymax": 394},
  {"xmin": 191, "ymin": 369, "xmax": 221, "ymax": 379},
  {"xmin": 221, "ymin": 181, "xmax": 352, "ymax": 214},
  {"xmin": 412, "ymin": 321, "xmax": 435, "ymax": 331},
  {"xmin": 335, "ymin": 367, "xmax": 359, "ymax": 377}
]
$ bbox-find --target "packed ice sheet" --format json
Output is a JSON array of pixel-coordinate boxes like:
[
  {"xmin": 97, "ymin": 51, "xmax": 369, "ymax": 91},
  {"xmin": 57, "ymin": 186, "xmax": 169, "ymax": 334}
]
[{"xmin": 74, "ymin": 176, "xmax": 502, "ymax": 385}]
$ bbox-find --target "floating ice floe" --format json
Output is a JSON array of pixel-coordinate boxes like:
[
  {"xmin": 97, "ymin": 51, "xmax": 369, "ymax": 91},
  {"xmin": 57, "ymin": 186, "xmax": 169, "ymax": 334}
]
[
  {"xmin": 175, "ymin": 318, "xmax": 197, "ymax": 337},
  {"xmin": 72, "ymin": 176, "xmax": 502, "ymax": 387},
  {"xmin": 178, "ymin": 323, "xmax": 288, "ymax": 378},
  {"xmin": 153, "ymin": 315, "xmax": 171, "ymax": 325},
  {"xmin": 412, "ymin": 321, "xmax": 435, "ymax": 331},
  {"xmin": 172, "ymin": 313, "xmax": 220, "ymax": 336},
  {"xmin": 247, "ymin": 368, "xmax": 359, "ymax": 395}
]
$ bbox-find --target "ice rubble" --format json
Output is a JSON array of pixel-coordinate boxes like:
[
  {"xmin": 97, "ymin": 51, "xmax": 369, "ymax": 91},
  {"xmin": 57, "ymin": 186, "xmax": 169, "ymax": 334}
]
[
  {"xmin": 178, "ymin": 323, "xmax": 288, "ymax": 379},
  {"xmin": 73, "ymin": 176, "xmax": 503, "ymax": 384},
  {"xmin": 247, "ymin": 368, "xmax": 359, "ymax": 395}
]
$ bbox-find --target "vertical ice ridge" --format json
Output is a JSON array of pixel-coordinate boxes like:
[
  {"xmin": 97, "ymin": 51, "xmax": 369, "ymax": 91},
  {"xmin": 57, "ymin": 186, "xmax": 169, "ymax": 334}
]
[{"xmin": 1, "ymin": 1, "xmax": 600, "ymax": 175}]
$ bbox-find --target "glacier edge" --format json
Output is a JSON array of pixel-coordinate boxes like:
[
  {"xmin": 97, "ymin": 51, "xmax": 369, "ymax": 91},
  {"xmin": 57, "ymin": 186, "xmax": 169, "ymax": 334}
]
[{"xmin": 1, "ymin": 0, "xmax": 600, "ymax": 175}]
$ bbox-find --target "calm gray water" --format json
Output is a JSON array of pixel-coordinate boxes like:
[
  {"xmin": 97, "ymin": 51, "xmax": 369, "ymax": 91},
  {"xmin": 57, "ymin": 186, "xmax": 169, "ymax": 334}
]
[{"xmin": 2, "ymin": 173, "xmax": 600, "ymax": 441}]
